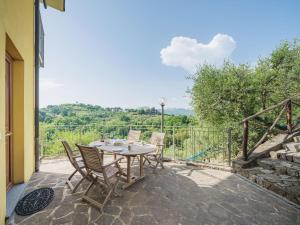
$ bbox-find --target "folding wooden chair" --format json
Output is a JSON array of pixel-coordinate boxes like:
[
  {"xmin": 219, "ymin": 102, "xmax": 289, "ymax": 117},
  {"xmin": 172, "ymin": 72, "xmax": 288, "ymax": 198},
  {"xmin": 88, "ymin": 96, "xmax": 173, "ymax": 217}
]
[
  {"xmin": 144, "ymin": 132, "xmax": 165, "ymax": 169},
  {"xmin": 62, "ymin": 141, "xmax": 88, "ymax": 193},
  {"xmin": 76, "ymin": 144, "xmax": 123, "ymax": 210},
  {"xmin": 127, "ymin": 130, "xmax": 141, "ymax": 143},
  {"xmin": 127, "ymin": 130, "xmax": 141, "ymax": 165}
]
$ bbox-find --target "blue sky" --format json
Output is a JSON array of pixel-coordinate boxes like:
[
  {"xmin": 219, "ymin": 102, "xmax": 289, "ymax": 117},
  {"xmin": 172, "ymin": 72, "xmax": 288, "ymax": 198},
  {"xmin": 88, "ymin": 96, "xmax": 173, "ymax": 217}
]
[{"xmin": 40, "ymin": 0, "xmax": 300, "ymax": 109}]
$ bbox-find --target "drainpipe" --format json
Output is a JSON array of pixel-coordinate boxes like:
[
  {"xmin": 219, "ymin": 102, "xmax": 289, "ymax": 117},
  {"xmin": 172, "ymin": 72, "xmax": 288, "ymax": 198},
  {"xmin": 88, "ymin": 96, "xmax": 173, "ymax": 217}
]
[{"xmin": 34, "ymin": 0, "xmax": 40, "ymax": 172}]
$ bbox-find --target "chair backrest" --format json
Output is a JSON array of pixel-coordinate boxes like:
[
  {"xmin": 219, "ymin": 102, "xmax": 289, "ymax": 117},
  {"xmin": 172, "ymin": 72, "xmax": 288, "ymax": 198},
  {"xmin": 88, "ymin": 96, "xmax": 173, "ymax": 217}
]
[
  {"xmin": 150, "ymin": 132, "xmax": 165, "ymax": 154},
  {"xmin": 62, "ymin": 141, "xmax": 77, "ymax": 167},
  {"xmin": 128, "ymin": 130, "xmax": 141, "ymax": 143},
  {"xmin": 76, "ymin": 144, "xmax": 103, "ymax": 173},
  {"xmin": 150, "ymin": 132, "xmax": 165, "ymax": 146}
]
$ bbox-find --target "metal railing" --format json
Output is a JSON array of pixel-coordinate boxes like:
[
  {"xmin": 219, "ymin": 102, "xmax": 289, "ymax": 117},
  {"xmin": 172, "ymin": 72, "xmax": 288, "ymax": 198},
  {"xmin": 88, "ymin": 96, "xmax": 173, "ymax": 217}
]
[{"xmin": 39, "ymin": 124, "xmax": 233, "ymax": 166}]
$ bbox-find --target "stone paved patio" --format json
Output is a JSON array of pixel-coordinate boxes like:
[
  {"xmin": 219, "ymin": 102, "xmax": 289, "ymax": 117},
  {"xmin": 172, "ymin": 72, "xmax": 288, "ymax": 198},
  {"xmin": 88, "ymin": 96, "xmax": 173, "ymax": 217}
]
[{"xmin": 7, "ymin": 158, "xmax": 300, "ymax": 225}]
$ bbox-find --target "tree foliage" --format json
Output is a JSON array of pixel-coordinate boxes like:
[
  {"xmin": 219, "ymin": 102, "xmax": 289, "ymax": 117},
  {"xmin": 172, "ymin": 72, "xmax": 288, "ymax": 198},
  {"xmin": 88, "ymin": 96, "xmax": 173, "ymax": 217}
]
[
  {"xmin": 191, "ymin": 39, "xmax": 300, "ymax": 128},
  {"xmin": 191, "ymin": 39, "xmax": 300, "ymax": 156}
]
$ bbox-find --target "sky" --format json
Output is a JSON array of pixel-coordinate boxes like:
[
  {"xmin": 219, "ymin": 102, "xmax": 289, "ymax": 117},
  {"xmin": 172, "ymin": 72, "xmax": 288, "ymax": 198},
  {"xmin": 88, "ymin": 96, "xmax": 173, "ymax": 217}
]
[{"xmin": 40, "ymin": 0, "xmax": 300, "ymax": 109}]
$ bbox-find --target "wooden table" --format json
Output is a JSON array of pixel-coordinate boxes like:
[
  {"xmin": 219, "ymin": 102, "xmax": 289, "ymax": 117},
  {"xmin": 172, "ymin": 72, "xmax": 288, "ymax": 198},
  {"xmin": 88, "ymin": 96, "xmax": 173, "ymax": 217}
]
[{"xmin": 90, "ymin": 140, "xmax": 156, "ymax": 189}]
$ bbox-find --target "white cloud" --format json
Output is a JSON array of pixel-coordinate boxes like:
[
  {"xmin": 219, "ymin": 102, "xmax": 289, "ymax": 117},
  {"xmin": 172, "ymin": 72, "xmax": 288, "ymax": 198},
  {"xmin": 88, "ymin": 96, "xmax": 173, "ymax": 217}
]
[
  {"xmin": 40, "ymin": 78, "xmax": 63, "ymax": 91},
  {"xmin": 160, "ymin": 33, "xmax": 236, "ymax": 73}
]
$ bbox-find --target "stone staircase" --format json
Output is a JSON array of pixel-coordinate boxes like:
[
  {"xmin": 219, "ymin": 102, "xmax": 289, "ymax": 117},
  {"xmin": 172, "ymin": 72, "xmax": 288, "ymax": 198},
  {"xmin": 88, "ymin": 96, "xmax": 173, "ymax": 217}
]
[{"xmin": 234, "ymin": 134, "xmax": 300, "ymax": 205}]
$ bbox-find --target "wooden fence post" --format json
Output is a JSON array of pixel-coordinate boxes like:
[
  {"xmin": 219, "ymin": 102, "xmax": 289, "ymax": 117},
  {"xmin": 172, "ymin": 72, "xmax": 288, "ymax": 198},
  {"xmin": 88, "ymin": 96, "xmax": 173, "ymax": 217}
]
[
  {"xmin": 286, "ymin": 100, "xmax": 292, "ymax": 133},
  {"xmin": 227, "ymin": 128, "xmax": 232, "ymax": 166},
  {"xmin": 242, "ymin": 120, "xmax": 249, "ymax": 161}
]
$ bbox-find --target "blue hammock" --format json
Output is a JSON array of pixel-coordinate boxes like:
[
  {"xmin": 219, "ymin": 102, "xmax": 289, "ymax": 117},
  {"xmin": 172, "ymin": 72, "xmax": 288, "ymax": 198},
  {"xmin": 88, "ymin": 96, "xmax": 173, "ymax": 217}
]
[{"xmin": 186, "ymin": 147, "xmax": 220, "ymax": 161}]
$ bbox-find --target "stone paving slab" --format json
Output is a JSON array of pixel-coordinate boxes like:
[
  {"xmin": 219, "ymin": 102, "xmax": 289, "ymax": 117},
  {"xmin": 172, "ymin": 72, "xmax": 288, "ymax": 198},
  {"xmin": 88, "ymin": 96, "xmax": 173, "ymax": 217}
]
[{"xmin": 7, "ymin": 160, "xmax": 300, "ymax": 225}]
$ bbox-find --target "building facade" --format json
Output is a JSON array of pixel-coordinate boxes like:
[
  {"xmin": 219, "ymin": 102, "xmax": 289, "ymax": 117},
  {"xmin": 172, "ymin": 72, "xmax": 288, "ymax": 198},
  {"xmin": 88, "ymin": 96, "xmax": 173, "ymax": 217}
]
[
  {"xmin": 0, "ymin": 1, "xmax": 64, "ymax": 224},
  {"xmin": 0, "ymin": 1, "xmax": 35, "ymax": 223}
]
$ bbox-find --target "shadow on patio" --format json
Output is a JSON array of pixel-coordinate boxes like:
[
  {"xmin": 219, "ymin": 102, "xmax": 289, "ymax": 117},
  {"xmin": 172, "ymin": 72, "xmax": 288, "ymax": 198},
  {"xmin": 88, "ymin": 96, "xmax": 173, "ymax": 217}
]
[{"xmin": 7, "ymin": 160, "xmax": 300, "ymax": 225}]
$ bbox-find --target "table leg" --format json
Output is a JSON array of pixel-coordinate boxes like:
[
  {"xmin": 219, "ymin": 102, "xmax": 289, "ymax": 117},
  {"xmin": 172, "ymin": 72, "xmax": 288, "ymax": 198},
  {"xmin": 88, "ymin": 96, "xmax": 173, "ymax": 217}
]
[
  {"xmin": 100, "ymin": 150, "xmax": 104, "ymax": 162},
  {"xmin": 126, "ymin": 155, "xmax": 131, "ymax": 183},
  {"xmin": 122, "ymin": 154, "xmax": 146, "ymax": 189},
  {"xmin": 140, "ymin": 154, "xmax": 144, "ymax": 177}
]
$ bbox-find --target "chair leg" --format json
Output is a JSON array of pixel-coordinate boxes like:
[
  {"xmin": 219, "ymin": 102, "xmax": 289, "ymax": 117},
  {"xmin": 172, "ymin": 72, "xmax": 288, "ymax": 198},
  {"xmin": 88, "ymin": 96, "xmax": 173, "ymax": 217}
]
[
  {"xmin": 160, "ymin": 160, "xmax": 164, "ymax": 169},
  {"xmin": 82, "ymin": 180, "xmax": 104, "ymax": 210},
  {"xmin": 72, "ymin": 175, "xmax": 88, "ymax": 193},
  {"xmin": 152, "ymin": 156, "xmax": 164, "ymax": 169},
  {"xmin": 131, "ymin": 156, "xmax": 141, "ymax": 165},
  {"xmin": 82, "ymin": 178, "xmax": 104, "ymax": 209},
  {"xmin": 113, "ymin": 176, "xmax": 121, "ymax": 197},
  {"xmin": 103, "ymin": 178, "xmax": 120, "ymax": 208},
  {"xmin": 143, "ymin": 156, "xmax": 151, "ymax": 166},
  {"xmin": 79, "ymin": 168, "xmax": 93, "ymax": 182},
  {"xmin": 158, "ymin": 156, "xmax": 164, "ymax": 169},
  {"xmin": 66, "ymin": 169, "xmax": 78, "ymax": 191},
  {"xmin": 155, "ymin": 161, "xmax": 159, "ymax": 169},
  {"xmin": 131, "ymin": 156, "xmax": 136, "ymax": 166},
  {"xmin": 67, "ymin": 169, "xmax": 77, "ymax": 181},
  {"xmin": 84, "ymin": 179, "xmax": 96, "ymax": 196},
  {"xmin": 102, "ymin": 188, "xmax": 114, "ymax": 209}
]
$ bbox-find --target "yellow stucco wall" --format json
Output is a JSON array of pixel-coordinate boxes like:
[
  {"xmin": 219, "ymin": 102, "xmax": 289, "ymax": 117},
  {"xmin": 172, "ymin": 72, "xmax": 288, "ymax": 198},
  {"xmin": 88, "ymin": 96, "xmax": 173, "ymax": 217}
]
[{"xmin": 0, "ymin": 0, "xmax": 35, "ymax": 224}]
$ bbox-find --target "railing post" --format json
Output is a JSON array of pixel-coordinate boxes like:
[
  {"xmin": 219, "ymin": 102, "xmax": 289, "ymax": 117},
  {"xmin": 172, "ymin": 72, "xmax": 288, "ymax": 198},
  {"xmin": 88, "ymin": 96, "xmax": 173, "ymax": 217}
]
[
  {"xmin": 79, "ymin": 127, "xmax": 83, "ymax": 143},
  {"xmin": 40, "ymin": 130, "xmax": 44, "ymax": 158},
  {"xmin": 242, "ymin": 120, "xmax": 248, "ymax": 161},
  {"xmin": 172, "ymin": 126, "xmax": 175, "ymax": 161},
  {"xmin": 192, "ymin": 127, "xmax": 195, "ymax": 160},
  {"xmin": 227, "ymin": 128, "xmax": 232, "ymax": 166},
  {"xmin": 286, "ymin": 100, "xmax": 292, "ymax": 133}
]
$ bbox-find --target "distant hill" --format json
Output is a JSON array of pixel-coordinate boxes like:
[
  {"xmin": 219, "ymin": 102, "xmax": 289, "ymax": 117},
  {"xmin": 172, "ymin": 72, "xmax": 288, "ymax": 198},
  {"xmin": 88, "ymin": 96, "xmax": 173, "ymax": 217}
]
[
  {"xmin": 39, "ymin": 103, "xmax": 196, "ymax": 127},
  {"xmin": 163, "ymin": 108, "xmax": 194, "ymax": 116}
]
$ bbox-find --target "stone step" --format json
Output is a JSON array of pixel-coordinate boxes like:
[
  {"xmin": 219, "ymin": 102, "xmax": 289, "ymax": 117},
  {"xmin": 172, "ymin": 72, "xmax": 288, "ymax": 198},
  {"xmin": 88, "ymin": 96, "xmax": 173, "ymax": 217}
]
[
  {"xmin": 286, "ymin": 152, "xmax": 300, "ymax": 163},
  {"xmin": 257, "ymin": 158, "xmax": 300, "ymax": 177},
  {"xmin": 270, "ymin": 148, "xmax": 300, "ymax": 163},
  {"xmin": 255, "ymin": 173, "xmax": 300, "ymax": 204},
  {"xmin": 241, "ymin": 167, "xmax": 274, "ymax": 180},
  {"xmin": 257, "ymin": 159, "xmax": 277, "ymax": 170},
  {"xmin": 240, "ymin": 167, "xmax": 300, "ymax": 205},
  {"xmin": 269, "ymin": 149, "xmax": 288, "ymax": 160},
  {"xmin": 293, "ymin": 135, "xmax": 300, "ymax": 143},
  {"xmin": 284, "ymin": 142, "xmax": 300, "ymax": 152},
  {"xmin": 256, "ymin": 173, "xmax": 300, "ymax": 187}
]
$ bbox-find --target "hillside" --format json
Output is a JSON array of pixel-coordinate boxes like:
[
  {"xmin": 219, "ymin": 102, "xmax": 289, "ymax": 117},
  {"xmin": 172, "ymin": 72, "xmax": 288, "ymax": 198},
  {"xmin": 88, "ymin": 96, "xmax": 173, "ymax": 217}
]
[
  {"xmin": 164, "ymin": 108, "xmax": 194, "ymax": 116},
  {"xmin": 39, "ymin": 103, "xmax": 195, "ymax": 127},
  {"xmin": 39, "ymin": 103, "xmax": 197, "ymax": 156}
]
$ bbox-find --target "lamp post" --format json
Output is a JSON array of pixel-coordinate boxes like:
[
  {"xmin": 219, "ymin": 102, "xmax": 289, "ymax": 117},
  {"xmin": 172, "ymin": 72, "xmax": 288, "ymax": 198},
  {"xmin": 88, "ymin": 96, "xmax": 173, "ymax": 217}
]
[
  {"xmin": 160, "ymin": 98, "xmax": 165, "ymax": 133},
  {"xmin": 160, "ymin": 98, "xmax": 165, "ymax": 161}
]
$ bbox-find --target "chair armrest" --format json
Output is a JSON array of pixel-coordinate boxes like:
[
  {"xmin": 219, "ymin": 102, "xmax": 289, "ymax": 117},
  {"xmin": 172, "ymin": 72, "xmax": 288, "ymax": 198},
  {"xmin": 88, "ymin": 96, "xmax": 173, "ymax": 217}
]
[
  {"xmin": 72, "ymin": 155, "xmax": 83, "ymax": 163},
  {"xmin": 103, "ymin": 157, "xmax": 124, "ymax": 168},
  {"xmin": 73, "ymin": 155, "xmax": 82, "ymax": 159},
  {"xmin": 155, "ymin": 144, "xmax": 164, "ymax": 151}
]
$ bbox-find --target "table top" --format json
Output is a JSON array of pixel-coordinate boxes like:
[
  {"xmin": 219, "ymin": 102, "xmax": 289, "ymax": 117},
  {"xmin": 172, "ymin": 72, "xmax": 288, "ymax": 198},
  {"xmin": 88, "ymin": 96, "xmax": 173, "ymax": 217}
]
[{"xmin": 89, "ymin": 140, "xmax": 156, "ymax": 156}]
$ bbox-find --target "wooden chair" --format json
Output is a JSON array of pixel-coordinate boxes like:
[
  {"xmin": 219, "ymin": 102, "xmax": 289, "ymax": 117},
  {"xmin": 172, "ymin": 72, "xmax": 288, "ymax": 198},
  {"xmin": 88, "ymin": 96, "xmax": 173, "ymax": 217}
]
[
  {"xmin": 128, "ymin": 130, "xmax": 141, "ymax": 143},
  {"xmin": 144, "ymin": 132, "xmax": 165, "ymax": 169},
  {"xmin": 128, "ymin": 130, "xmax": 141, "ymax": 165},
  {"xmin": 76, "ymin": 144, "xmax": 123, "ymax": 210},
  {"xmin": 107, "ymin": 130, "xmax": 141, "ymax": 162},
  {"xmin": 62, "ymin": 141, "xmax": 88, "ymax": 193}
]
